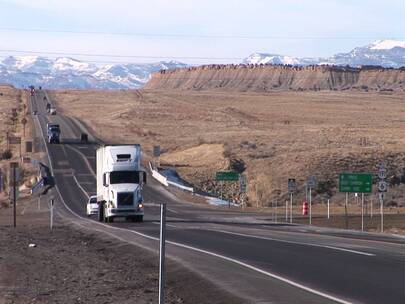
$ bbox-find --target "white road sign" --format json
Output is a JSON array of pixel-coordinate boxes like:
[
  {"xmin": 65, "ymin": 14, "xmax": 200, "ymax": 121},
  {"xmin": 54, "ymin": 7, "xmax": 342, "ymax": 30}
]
[
  {"xmin": 378, "ymin": 169, "xmax": 387, "ymax": 179},
  {"xmin": 307, "ymin": 176, "xmax": 316, "ymax": 189},
  {"xmin": 288, "ymin": 178, "xmax": 297, "ymax": 193},
  {"xmin": 153, "ymin": 145, "xmax": 161, "ymax": 157},
  {"xmin": 378, "ymin": 181, "xmax": 388, "ymax": 193}
]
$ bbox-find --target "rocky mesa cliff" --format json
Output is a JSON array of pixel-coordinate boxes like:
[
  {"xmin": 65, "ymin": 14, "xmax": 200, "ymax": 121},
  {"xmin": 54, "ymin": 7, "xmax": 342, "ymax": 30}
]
[{"xmin": 144, "ymin": 64, "xmax": 405, "ymax": 92}]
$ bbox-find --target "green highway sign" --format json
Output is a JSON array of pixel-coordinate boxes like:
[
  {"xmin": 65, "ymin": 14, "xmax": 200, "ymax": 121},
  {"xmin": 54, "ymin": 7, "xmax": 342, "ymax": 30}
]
[
  {"xmin": 339, "ymin": 173, "xmax": 372, "ymax": 193},
  {"xmin": 216, "ymin": 171, "xmax": 239, "ymax": 181}
]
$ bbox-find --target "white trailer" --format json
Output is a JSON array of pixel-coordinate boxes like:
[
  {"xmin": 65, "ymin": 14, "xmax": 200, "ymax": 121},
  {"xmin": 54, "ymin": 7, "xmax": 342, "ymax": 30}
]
[{"xmin": 96, "ymin": 145, "xmax": 146, "ymax": 222}]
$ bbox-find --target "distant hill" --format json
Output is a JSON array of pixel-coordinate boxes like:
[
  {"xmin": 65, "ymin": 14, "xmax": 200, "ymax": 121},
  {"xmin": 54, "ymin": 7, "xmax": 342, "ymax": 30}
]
[{"xmin": 145, "ymin": 65, "xmax": 405, "ymax": 92}]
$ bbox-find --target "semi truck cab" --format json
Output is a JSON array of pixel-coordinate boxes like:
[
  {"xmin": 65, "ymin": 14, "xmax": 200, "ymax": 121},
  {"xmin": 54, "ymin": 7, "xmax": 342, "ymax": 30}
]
[{"xmin": 97, "ymin": 145, "xmax": 146, "ymax": 222}]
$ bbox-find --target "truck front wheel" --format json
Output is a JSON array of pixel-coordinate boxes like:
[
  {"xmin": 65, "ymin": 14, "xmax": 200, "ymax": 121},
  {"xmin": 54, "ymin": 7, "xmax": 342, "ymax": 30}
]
[{"xmin": 98, "ymin": 202, "xmax": 104, "ymax": 222}]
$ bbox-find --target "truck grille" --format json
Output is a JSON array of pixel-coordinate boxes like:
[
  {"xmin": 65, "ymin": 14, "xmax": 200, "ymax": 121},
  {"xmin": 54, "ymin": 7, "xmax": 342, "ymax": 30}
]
[{"xmin": 117, "ymin": 192, "xmax": 133, "ymax": 207}]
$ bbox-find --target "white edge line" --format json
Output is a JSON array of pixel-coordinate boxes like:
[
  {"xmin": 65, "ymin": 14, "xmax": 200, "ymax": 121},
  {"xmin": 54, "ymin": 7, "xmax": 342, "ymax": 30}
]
[
  {"xmin": 72, "ymin": 175, "xmax": 90, "ymax": 199},
  {"xmin": 65, "ymin": 144, "xmax": 96, "ymax": 176},
  {"xmin": 34, "ymin": 104, "xmax": 353, "ymax": 304},
  {"xmin": 167, "ymin": 207, "xmax": 180, "ymax": 214},
  {"xmin": 214, "ymin": 229, "xmax": 375, "ymax": 257}
]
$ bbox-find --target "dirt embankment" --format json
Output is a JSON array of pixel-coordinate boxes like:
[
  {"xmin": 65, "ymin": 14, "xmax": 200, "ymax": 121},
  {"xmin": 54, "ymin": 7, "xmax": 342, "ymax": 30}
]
[{"xmin": 145, "ymin": 64, "xmax": 405, "ymax": 92}]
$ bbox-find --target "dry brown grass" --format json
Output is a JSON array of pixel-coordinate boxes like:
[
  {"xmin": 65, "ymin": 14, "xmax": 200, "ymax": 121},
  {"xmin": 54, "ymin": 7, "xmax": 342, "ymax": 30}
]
[
  {"xmin": 0, "ymin": 86, "xmax": 34, "ymax": 203},
  {"xmin": 0, "ymin": 85, "xmax": 21, "ymax": 149},
  {"xmin": 49, "ymin": 89, "xmax": 405, "ymax": 209}
]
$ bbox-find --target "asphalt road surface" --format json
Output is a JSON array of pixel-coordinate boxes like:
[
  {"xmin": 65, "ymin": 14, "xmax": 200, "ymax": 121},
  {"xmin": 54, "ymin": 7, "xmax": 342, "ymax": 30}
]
[{"xmin": 30, "ymin": 90, "xmax": 405, "ymax": 304}]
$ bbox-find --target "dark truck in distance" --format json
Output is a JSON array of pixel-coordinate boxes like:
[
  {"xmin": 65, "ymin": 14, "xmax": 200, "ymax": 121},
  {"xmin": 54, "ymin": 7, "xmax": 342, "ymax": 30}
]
[{"xmin": 47, "ymin": 123, "xmax": 60, "ymax": 144}]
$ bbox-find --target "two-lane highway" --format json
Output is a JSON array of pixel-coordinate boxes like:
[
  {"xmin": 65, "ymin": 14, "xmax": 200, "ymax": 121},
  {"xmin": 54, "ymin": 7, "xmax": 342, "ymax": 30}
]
[{"xmin": 30, "ymin": 90, "xmax": 405, "ymax": 304}]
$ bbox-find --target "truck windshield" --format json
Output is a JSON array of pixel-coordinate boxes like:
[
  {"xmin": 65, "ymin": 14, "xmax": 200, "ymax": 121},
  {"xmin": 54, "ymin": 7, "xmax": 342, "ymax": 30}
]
[{"xmin": 110, "ymin": 171, "xmax": 140, "ymax": 184}]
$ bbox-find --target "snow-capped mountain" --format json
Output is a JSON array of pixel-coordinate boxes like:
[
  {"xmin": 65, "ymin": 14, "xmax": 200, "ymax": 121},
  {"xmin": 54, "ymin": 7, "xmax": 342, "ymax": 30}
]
[
  {"xmin": 244, "ymin": 40, "xmax": 405, "ymax": 68},
  {"xmin": 0, "ymin": 56, "xmax": 187, "ymax": 89},
  {"xmin": 1, "ymin": 40, "xmax": 404, "ymax": 89},
  {"xmin": 244, "ymin": 53, "xmax": 301, "ymax": 65}
]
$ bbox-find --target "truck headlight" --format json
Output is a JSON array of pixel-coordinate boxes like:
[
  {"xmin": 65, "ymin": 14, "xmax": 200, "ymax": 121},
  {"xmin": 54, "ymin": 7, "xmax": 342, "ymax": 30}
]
[{"xmin": 138, "ymin": 203, "xmax": 144, "ymax": 209}]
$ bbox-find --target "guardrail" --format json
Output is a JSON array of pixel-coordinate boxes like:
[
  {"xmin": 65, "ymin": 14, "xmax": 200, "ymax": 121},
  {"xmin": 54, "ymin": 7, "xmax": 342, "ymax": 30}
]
[
  {"xmin": 149, "ymin": 162, "xmax": 169, "ymax": 187},
  {"xmin": 167, "ymin": 180, "xmax": 194, "ymax": 193},
  {"xmin": 149, "ymin": 162, "xmax": 194, "ymax": 192}
]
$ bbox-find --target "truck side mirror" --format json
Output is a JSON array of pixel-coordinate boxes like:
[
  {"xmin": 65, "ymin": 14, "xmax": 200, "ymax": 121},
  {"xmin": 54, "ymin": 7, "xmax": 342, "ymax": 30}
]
[
  {"xmin": 103, "ymin": 173, "xmax": 108, "ymax": 187},
  {"xmin": 139, "ymin": 171, "xmax": 147, "ymax": 185}
]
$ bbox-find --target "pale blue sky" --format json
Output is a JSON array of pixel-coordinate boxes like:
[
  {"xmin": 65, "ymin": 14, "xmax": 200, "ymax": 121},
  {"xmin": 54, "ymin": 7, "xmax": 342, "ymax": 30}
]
[{"xmin": 0, "ymin": 0, "xmax": 404, "ymax": 64}]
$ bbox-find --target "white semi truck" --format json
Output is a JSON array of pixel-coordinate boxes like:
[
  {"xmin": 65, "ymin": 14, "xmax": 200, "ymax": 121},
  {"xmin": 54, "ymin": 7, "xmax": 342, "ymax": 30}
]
[{"xmin": 96, "ymin": 145, "xmax": 147, "ymax": 223}]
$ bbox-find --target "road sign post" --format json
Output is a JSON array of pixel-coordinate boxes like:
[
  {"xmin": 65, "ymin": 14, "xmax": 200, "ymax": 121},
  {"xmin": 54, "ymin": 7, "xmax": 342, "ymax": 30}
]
[
  {"xmin": 327, "ymin": 199, "xmax": 330, "ymax": 220},
  {"xmin": 239, "ymin": 175, "xmax": 247, "ymax": 194},
  {"xmin": 380, "ymin": 193, "xmax": 384, "ymax": 233},
  {"xmin": 285, "ymin": 201, "xmax": 288, "ymax": 222},
  {"xmin": 306, "ymin": 176, "xmax": 316, "ymax": 225},
  {"xmin": 0, "ymin": 169, "xmax": 3, "ymax": 193},
  {"xmin": 50, "ymin": 199, "xmax": 54, "ymax": 230},
  {"xmin": 288, "ymin": 179, "xmax": 296, "ymax": 224},
  {"xmin": 345, "ymin": 193, "xmax": 349, "ymax": 229},
  {"xmin": 361, "ymin": 193, "xmax": 364, "ymax": 231},
  {"xmin": 159, "ymin": 203, "xmax": 167, "ymax": 304},
  {"xmin": 239, "ymin": 175, "xmax": 247, "ymax": 209}
]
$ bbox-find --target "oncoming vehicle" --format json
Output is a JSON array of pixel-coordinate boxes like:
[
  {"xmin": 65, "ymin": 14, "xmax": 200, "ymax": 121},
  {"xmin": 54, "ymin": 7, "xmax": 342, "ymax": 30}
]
[
  {"xmin": 46, "ymin": 123, "xmax": 60, "ymax": 144},
  {"xmin": 49, "ymin": 107, "xmax": 56, "ymax": 115},
  {"xmin": 86, "ymin": 195, "xmax": 98, "ymax": 216}
]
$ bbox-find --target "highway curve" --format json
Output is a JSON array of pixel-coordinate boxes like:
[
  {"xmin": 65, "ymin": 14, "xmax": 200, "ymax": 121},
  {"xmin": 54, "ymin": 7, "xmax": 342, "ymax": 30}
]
[{"xmin": 30, "ymin": 90, "xmax": 405, "ymax": 304}]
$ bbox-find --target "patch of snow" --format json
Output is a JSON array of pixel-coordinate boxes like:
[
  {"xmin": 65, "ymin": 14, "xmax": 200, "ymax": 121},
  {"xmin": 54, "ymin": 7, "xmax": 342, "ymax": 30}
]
[
  {"xmin": 13, "ymin": 56, "xmax": 40, "ymax": 69},
  {"xmin": 369, "ymin": 40, "xmax": 405, "ymax": 50},
  {"xmin": 208, "ymin": 197, "xmax": 239, "ymax": 207},
  {"xmin": 52, "ymin": 57, "xmax": 96, "ymax": 72},
  {"xmin": 244, "ymin": 53, "xmax": 301, "ymax": 65}
]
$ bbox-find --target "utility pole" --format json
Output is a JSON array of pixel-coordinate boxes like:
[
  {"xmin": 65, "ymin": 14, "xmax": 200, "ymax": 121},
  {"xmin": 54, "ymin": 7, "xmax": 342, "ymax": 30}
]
[{"xmin": 10, "ymin": 162, "xmax": 19, "ymax": 228}]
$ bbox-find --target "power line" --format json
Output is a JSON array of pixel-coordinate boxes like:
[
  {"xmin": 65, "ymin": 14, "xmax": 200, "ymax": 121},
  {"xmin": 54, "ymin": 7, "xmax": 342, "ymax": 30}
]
[
  {"xmin": 0, "ymin": 27, "xmax": 401, "ymax": 40},
  {"xmin": 0, "ymin": 49, "xmax": 242, "ymax": 61}
]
